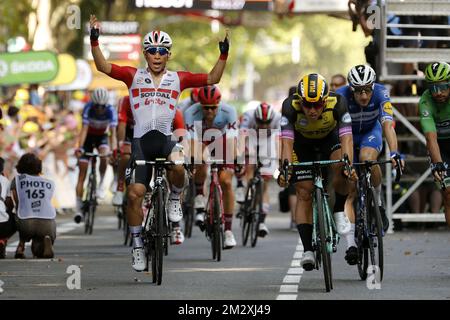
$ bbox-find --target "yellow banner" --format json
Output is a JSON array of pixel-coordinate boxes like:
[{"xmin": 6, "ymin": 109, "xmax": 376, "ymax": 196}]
[{"xmin": 47, "ymin": 54, "xmax": 77, "ymax": 86}]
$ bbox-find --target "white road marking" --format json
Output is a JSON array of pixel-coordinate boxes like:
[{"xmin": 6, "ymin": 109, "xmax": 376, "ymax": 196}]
[{"xmin": 276, "ymin": 238, "xmax": 304, "ymax": 300}]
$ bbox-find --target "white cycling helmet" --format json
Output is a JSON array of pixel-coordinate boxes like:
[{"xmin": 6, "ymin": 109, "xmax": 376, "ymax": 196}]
[
  {"xmin": 91, "ymin": 87, "xmax": 109, "ymax": 105},
  {"xmin": 143, "ymin": 31, "xmax": 172, "ymax": 50},
  {"xmin": 347, "ymin": 65, "xmax": 376, "ymax": 87}
]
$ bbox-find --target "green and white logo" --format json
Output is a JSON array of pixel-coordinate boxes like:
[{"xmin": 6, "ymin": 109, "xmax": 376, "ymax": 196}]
[{"xmin": 0, "ymin": 51, "xmax": 58, "ymax": 85}]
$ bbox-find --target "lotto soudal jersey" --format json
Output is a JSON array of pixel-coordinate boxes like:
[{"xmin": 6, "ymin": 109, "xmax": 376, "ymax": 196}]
[
  {"xmin": 336, "ymin": 83, "xmax": 394, "ymax": 134},
  {"xmin": 117, "ymin": 95, "xmax": 185, "ymax": 131},
  {"xmin": 82, "ymin": 101, "xmax": 118, "ymax": 135},
  {"xmin": 14, "ymin": 174, "xmax": 56, "ymax": 220},
  {"xmin": 184, "ymin": 102, "xmax": 239, "ymax": 140},
  {"xmin": 109, "ymin": 64, "xmax": 208, "ymax": 138}
]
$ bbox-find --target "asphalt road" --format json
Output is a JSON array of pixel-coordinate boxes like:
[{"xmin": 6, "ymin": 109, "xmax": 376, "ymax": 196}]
[{"xmin": 1, "ymin": 205, "xmax": 449, "ymax": 301}]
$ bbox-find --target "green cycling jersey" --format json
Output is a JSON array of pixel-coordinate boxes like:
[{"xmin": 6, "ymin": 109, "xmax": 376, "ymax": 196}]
[{"xmin": 419, "ymin": 90, "xmax": 450, "ymax": 140}]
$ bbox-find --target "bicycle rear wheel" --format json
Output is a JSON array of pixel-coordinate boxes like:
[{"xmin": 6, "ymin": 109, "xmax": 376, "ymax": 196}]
[
  {"xmin": 316, "ymin": 188, "xmax": 332, "ymax": 292},
  {"xmin": 250, "ymin": 181, "xmax": 263, "ymax": 248},
  {"xmin": 212, "ymin": 186, "xmax": 222, "ymax": 262},
  {"xmin": 241, "ymin": 182, "xmax": 254, "ymax": 246},
  {"xmin": 368, "ymin": 187, "xmax": 384, "ymax": 282},
  {"xmin": 183, "ymin": 182, "xmax": 195, "ymax": 238}
]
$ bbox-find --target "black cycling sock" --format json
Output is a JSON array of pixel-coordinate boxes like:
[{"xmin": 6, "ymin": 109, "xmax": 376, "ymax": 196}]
[
  {"xmin": 334, "ymin": 192, "xmax": 347, "ymax": 213},
  {"xmin": 297, "ymin": 224, "xmax": 313, "ymax": 252}
]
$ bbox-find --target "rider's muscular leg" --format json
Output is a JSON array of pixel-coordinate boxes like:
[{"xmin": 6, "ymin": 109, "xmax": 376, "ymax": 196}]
[
  {"xmin": 360, "ymin": 147, "xmax": 381, "ymax": 187},
  {"xmin": 98, "ymin": 144, "xmax": 110, "ymax": 188},
  {"xmin": 76, "ymin": 162, "xmax": 88, "ymax": 199},
  {"xmin": 118, "ymin": 146, "xmax": 131, "ymax": 192},
  {"xmin": 168, "ymin": 165, "xmax": 185, "ymax": 189},
  {"xmin": 220, "ymin": 170, "xmax": 234, "ymax": 231},
  {"xmin": 126, "ymin": 183, "xmax": 146, "ymax": 226},
  {"xmin": 194, "ymin": 164, "xmax": 207, "ymax": 195},
  {"xmin": 295, "ymin": 181, "xmax": 314, "ymax": 252}
]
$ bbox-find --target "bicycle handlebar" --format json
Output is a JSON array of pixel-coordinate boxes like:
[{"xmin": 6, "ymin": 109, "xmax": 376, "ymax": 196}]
[
  {"xmin": 135, "ymin": 159, "xmax": 184, "ymax": 166},
  {"xmin": 353, "ymin": 159, "xmax": 402, "ymax": 183},
  {"xmin": 83, "ymin": 152, "xmax": 112, "ymax": 158}
]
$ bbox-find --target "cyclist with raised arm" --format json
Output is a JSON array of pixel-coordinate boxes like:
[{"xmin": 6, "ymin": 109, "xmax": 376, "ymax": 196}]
[
  {"xmin": 419, "ymin": 62, "xmax": 450, "ymax": 227},
  {"xmin": 74, "ymin": 88, "xmax": 117, "ymax": 223},
  {"xmin": 278, "ymin": 73, "xmax": 356, "ymax": 271},
  {"xmin": 238, "ymin": 102, "xmax": 281, "ymax": 237},
  {"xmin": 89, "ymin": 15, "xmax": 229, "ymax": 271},
  {"xmin": 112, "ymin": 94, "xmax": 187, "ymax": 244},
  {"xmin": 184, "ymin": 85, "xmax": 239, "ymax": 249},
  {"xmin": 337, "ymin": 65, "xmax": 403, "ymax": 265}
]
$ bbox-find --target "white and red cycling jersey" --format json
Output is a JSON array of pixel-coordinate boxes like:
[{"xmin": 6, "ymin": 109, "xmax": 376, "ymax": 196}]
[
  {"xmin": 109, "ymin": 64, "xmax": 207, "ymax": 138},
  {"xmin": 239, "ymin": 109, "xmax": 282, "ymax": 178},
  {"xmin": 239, "ymin": 109, "xmax": 282, "ymax": 133}
]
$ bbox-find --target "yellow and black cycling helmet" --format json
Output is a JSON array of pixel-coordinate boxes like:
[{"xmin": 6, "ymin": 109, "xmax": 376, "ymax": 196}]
[{"xmin": 298, "ymin": 73, "xmax": 330, "ymax": 104}]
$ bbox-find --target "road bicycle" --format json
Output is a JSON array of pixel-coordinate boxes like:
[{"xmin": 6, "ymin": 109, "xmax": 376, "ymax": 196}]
[{"xmin": 283, "ymin": 156, "xmax": 350, "ymax": 292}]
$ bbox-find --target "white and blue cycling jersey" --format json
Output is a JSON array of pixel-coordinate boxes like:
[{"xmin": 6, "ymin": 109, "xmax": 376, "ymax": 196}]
[
  {"xmin": 82, "ymin": 101, "xmax": 118, "ymax": 136},
  {"xmin": 336, "ymin": 83, "xmax": 394, "ymax": 155}
]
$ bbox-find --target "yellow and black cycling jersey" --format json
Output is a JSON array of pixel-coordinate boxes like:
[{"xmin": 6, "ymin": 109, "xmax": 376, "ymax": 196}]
[{"xmin": 280, "ymin": 92, "xmax": 352, "ymax": 140}]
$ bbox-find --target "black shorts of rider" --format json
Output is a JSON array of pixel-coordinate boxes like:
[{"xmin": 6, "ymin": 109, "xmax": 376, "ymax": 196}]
[
  {"xmin": 290, "ymin": 130, "xmax": 341, "ymax": 184},
  {"xmin": 438, "ymin": 138, "xmax": 450, "ymax": 176},
  {"xmin": 80, "ymin": 134, "xmax": 109, "ymax": 161},
  {"xmin": 125, "ymin": 130, "xmax": 177, "ymax": 187}
]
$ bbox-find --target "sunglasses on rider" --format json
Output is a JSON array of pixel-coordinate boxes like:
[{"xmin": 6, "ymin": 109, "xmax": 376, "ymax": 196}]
[
  {"xmin": 302, "ymin": 100, "xmax": 326, "ymax": 110},
  {"xmin": 202, "ymin": 105, "xmax": 218, "ymax": 111},
  {"xmin": 146, "ymin": 47, "xmax": 170, "ymax": 56},
  {"xmin": 429, "ymin": 82, "xmax": 450, "ymax": 94},
  {"xmin": 352, "ymin": 86, "xmax": 373, "ymax": 95}
]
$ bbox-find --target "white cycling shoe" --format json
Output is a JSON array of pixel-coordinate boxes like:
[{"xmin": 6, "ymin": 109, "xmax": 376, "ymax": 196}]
[
  {"xmin": 333, "ymin": 211, "xmax": 351, "ymax": 235},
  {"xmin": 194, "ymin": 195, "xmax": 206, "ymax": 210},
  {"xmin": 131, "ymin": 247, "xmax": 147, "ymax": 272},
  {"xmin": 301, "ymin": 251, "xmax": 315, "ymax": 271},
  {"xmin": 171, "ymin": 227, "xmax": 185, "ymax": 245},
  {"xmin": 168, "ymin": 199, "xmax": 183, "ymax": 223},
  {"xmin": 224, "ymin": 230, "xmax": 236, "ymax": 249},
  {"xmin": 112, "ymin": 191, "xmax": 123, "ymax": 206},
  {"xmin": 235, "ymin": 186, "xmax": 246, "ymax": 203}
]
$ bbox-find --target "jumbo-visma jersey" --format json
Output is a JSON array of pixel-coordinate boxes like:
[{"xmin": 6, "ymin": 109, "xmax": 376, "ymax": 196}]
[
  {"xmin": 281, "ymin": 92, "xmax": 353, "ymax": 140},
  {"xmin": 109, "ymin": 64, "xmax": 208, "ymax": 138}
]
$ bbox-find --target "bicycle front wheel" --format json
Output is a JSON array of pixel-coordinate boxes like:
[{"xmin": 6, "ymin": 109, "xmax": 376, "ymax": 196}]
[
  {"xmin": 241, "ymin": 182, "xmax": 254, "ymax": 246},
  {"xmin": 368, "ymin": 187, "xmax": 384, "ymax": 282},
  {"xmin": 212, "ymin": 186, "xmax": 222, "ymax": 262},
  {"xmin": 152, "ymin": 189, "xmax": 165, "ymax": 285},
  {"xmin": 250, "ymin": 181, "xmax": 263, "ymax": 248},
  {"xmin": 316, "ymin": 188, "xmax": 332, "ymax": 292}
]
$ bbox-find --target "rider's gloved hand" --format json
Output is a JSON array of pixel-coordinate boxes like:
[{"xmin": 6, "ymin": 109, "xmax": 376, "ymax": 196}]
[
  {"xmin": 219, "ymin": 30, "xmax": 229, "ymax": 59},
  {"xmin": 431, "ymin": 162, "xmax": 448, "ymax": 182},
  {"xmin": 90, "ymin": 14, "xmax": 100, "ymax": 46}
]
